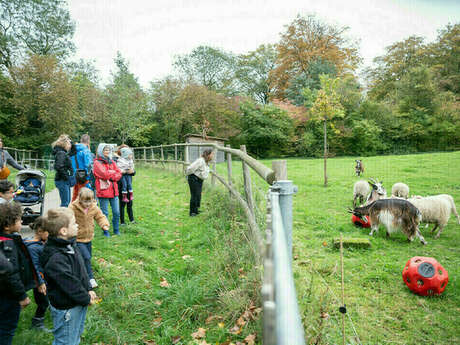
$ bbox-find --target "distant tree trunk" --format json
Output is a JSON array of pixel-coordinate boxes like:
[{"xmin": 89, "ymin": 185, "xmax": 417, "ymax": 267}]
[{"xmin": 323, "ymin": 119, "xmax": 328, "ymax": 187}]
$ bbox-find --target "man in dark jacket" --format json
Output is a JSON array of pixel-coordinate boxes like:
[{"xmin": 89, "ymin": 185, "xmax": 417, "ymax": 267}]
[
  {"xmin": 0, "ymin": 202, "xmax": 38, "ymax": 345},
  {"xmin": 41, "ymin": 207, "xmax": 97, "ymax": 345}
]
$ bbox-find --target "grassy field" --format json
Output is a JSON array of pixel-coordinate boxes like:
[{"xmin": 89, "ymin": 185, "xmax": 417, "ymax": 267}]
[{"xmin": 12, "ymin": 151, "xmax": 460, "ymax": 344}]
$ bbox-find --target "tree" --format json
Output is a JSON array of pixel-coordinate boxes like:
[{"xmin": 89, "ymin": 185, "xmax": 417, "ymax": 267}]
[
  {"xmin": 173, "ymin": 46, "xmax": 236, "ymax": 95},
  {"xmin": 308, "ymin": 75, "xmax": 345, "ymax": 186},
  {"xmin": 239, "ymin": 101, "xmax": 294, "ymax": 157},
  {"xmin": 105, "ymin": 52, "xmax": 147, "ymax": 145},
  {"xmin": 235, "ymin": 44, "xmax": 277, "ymax": 104},
  {"xmin": 271, "ymin": 14, "xmax": 361, "ymax": 99},
  {"xmin": 0, "ymin": 0, "xmax": 75, "ymax": 71},
  {"xmin": 10, "ymin": 54, "xmax": 78, "ymax": 147}
]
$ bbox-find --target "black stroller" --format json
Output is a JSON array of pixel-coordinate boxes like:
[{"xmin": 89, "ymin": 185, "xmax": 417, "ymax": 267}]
[{"xmin": 13, "ymin": 169, "xmax": 47, "ymax": 225}]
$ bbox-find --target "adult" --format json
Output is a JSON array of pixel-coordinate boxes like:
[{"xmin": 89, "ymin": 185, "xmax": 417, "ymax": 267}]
[
  {"xmin": 114, "ymin": 145, "xmax": 136, "ymax": 226},
  {"xmin": 185, "ymin": 149, "xmax": 214, "ymax": 216},
  {"xmin": 0, "ymin": 137, "xmax": 25, "ymax": 180},
  {"xmin": 52, "ymin": 135, "xmax": 76, "ymax": 207},
  {"xmin": 93, "ymin": 144, "xmax": 122, "ymax": 236},
  {"xmin": 70, "ymin": 134, "xmax": 93, "ymax": 202}
]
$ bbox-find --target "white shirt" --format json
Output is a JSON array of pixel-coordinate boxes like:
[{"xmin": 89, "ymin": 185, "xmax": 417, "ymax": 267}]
[{"xmin": 186, "ymin": 157, "xmax": 210, "ymax": 180}]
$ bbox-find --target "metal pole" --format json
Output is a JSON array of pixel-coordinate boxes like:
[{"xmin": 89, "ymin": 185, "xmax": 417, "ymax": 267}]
[
  {"xmin": 273, "ymin": 180, "xmax": 297, "ymax": 259},
  {"xmin": 271, "ymin": 190, "xmax": 305, "ymax": 345}
]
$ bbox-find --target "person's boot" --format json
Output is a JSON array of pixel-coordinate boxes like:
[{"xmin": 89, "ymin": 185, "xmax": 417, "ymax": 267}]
[
  {"xmin": 31, "ymin": 317, "xmax": 52, "ymax": 333},
  {"xmin": 122, "ymin": 192, "xmax": 129, "ymax": 203},
  {"xmin": 128, "ymin": 191, "xmax": 134, "ymax": 201}
]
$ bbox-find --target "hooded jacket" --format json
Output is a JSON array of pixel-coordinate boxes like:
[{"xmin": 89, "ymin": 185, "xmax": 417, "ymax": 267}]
[
  {"xmin": 0, "ymin": 232, "xmax": 38, "ymax": 301},
  {"xmin": 93, "ymin": 144, "xmax": 122, "ymax": 199},
  {"xmin": 69, "ymin": 199, "xmax": 109, "ymax": 242},
  {"xmin": 40, "ymin": 236, "xmax": 91, "ymax": 309},
  {"xmin": 71, "ymin": 143, "xmax": 93, "ymax": 174},
  {"xmin": 53, "ymin": 145, "xmax": 75, "ymax": 181}
]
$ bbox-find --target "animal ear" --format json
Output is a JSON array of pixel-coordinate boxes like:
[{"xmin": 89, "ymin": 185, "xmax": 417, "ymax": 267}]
[{"xmin": 347, "ymin": 208, "xmax": 354, "ymax": 214}]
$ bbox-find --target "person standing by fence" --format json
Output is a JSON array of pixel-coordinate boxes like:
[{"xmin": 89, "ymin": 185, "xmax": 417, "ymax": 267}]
[
  {"xmin": 114, "ymin": 145, "xmax": 136, "ymax": 226},
  {"xmin": 185, "ymin": 149, "xmax": 214, "ymax": 216},
  {"xmin": 52, "ymin": 135, "xmax": 76, "ymax": 207},
  {"xmin": 93, "ymin": 144, "xmax": 122, "ymax": 236},
  {"xmin": 70, "ymin": 134, "xmax": 93, "ymax": 202},
  {"xmin": 0, "ymin": 137, "xmax": 25, "ymax": 180}
]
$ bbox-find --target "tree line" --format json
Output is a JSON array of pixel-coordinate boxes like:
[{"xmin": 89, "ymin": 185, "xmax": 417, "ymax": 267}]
[{"xmin": 0, "ymin": 0, "xmax": 459, "ymax": 158}]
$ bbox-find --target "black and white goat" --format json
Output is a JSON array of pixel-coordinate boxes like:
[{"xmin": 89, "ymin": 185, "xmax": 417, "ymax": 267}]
[
  {"xmin": 366, "ymin": 178, "xmax": 387, "ymax": 204},
  {"xmin": 355, "ymin": 159, "xmax": 364, "ymax": 176},
  {"xmin": 349, "ymin": 198, "xmax": 427, "ymax": 245}
]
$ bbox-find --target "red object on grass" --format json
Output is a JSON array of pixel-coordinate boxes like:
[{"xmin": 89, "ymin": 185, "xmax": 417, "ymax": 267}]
[
  {"xmin": 351, "ymin": 214, "xmax": 371, "ymax": 228},
  {"xmin": 402, "ymin": 257, "xmax": 448, "ymax": 296}
]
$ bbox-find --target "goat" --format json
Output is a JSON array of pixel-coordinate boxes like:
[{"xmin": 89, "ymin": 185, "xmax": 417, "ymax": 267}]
[
  {"xmin": 349, "ymin": 199, "xmax": 426, "ymax": 244},
  {"xmin": 391, "ymin": 182, "xmax": 409, "ymax": 199},
  {"xmin": 355, "ymin": 159, "xmax": 364, "ymax": 176},
  {"xmin": 366, "ymin": 178, "xmax": 387, "ymax": 204},
  {"xmin": 407, "ymin": 194, "xmax": 460, "ymax": 238},
  {"xmin": 353, "ymin": 180, "xmax": 370, "ymax": 207}
]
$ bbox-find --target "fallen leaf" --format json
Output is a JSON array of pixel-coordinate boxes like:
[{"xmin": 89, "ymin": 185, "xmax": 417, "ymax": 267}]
[
  {"xmin": 143, "ymin": 341, "xmax": 156, "ymax": 345},
  {"xmin": 322, "ymin": 241, "xmax": 328, "ymax": 247},
  {"xmin": 229, "ymin": 325, "xmax": 241, "ymax": 335},
  {"xmin": 182, "ymin": 255, "xmax": 192, "ymax": 260},
  {"xmin": 320, "ymin": 312, "xmax": 330, "ymax": 319},
  {"xmin": 218, "ymin": 322, "xmax": 225, "ymax": 328},
  {"xmin": 244, "ymin": 334, "xmax": 256, "ymax": 345},
  {"xmin": 191, "ymin": 327, "xmax": 206, "ymax": 339},
  {"xmin": 171, "ymin": 336, "xmax": 181, "ymax": 344},
  {"xmin": 236, "ymin": 316, "xmax": 246, "ymax": 327},
  {"xmin": 293, "ymin": 254, "xmax": 299, "ymax": 260},
  {"xmin": 152, "ymin": 317, "xmax": 162, "ymax": 327},
  {"xmin": 154, "ymin": 300, "xmax": 162, "ymax": 306},
  {"xmin": 159, "ymin": 277, "xmax": 170, "ymax": 288}
]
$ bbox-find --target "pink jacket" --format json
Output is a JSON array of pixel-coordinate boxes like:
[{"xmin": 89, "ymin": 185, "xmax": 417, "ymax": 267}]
[{"xmin": 93, "ymin": 157, "xmax": 122, "ymax": 198}]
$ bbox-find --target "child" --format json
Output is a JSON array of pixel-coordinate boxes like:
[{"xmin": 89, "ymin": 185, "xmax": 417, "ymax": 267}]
[
  {"xmin": 0, "ymin": 180, "xmax": 14, "ymax": 204},
  {"xmin": 0, "ymin": 202, "xmax": 37, "ymax": 345},
  {"xmin": 40, "ymin": 207, "xmax": 98, "ymax": 345},
  {"xmin": 69, "ymin": 187, "xmax": 109, "ymax": 288},
  {"xmin": 25, "ymin": 216, "xmax": 51, "ymax": 332},
  {"xmin": 116, "ymin": 147, "xmax": 135, "ymax": 203}
]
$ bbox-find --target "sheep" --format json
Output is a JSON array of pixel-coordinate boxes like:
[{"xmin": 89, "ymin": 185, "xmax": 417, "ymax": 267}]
[
  {"xmin": 349, "ymin": 198, "xmax": 426, "ymax": 244},
  {"xmin": 407, "ymin": 194, "xmax": 460, "ymax": 238},
  {"xmin": 353, "ymin": 180, "xmax": 370, "ymax": 207},
  {"xmin": 366, "ymin": 178, "xmax": 387, "ymax": 205},
  {"xmin": 391, "ymin": 182, "xmax": 409, "ymax": 199}
]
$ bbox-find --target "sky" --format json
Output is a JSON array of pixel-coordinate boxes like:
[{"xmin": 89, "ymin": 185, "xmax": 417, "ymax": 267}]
[{"xmin": 68, "ymin": 0, "xmax": 460, "ymax": 88}]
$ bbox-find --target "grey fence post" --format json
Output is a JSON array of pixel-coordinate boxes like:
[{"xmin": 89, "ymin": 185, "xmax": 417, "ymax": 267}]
[{"xmin": 273, "ymin": 180, "xmax": 297, "ymax": 259}]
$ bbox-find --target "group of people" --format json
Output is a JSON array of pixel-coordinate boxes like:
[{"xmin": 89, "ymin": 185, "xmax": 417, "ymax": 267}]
[
  {"xmin": 0, "ymin": 201, "xmax": 100, "ymax": 344},
  {"xmin": 0, "ymin": 136, "xmax": 215, "ymax": 345},
  {"xmin": 51, "ymin": 134, "xmax": 136, "ymax": 234}
]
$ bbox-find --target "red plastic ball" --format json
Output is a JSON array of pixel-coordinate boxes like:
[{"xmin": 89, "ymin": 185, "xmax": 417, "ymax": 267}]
[
  {"xmin": 351, "ymin": 214, "xmax": 371, "ymax": 228},
  {"xmin": 402, "ymin": 257, "xmax": 448, "ymax": 296}
]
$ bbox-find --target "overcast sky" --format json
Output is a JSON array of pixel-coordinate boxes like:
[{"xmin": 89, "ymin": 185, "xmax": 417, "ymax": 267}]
[{"xmin": 68, "ymin": 0, "xmax": 460, "ymax": 88}]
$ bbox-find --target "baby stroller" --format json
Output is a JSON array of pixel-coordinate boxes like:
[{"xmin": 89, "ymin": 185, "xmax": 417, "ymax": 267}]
[{"xmin": 13, "ymin": 169, "xmax": 47, "ymax": 225}]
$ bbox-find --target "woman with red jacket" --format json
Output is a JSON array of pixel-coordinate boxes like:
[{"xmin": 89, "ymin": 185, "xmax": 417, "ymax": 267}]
[{"xmin": 93, "ymin": 144, "xmax": 122, "ymax": 236}]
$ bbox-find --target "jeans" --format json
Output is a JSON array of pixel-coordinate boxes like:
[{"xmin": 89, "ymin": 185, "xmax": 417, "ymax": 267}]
[
  {"xmin": 120, "ymin": 175, "xmax": 132, "ymax": 193},
  {"xmin": 0, "ymin": 296, "xmax": 21, "ymax": 345},
  {"xmin": 187, "ymin": 174, "xmax": 203, "ymax": 215},
  {"xmin": 55, "ymin": 179, "xmax": 71, "ymax": 207},
  {"xmin": 119, "ymin": 199, "xmax": 134, "ymax": 224},
  {"xmin": 76, "ymin": 242, "xmax": 93, "ymax": 280},
  {"xmin": 33, "ymin": 287, "xmax": 50, "ymax": 318},
  {"xmin": 50, "ymin": 304, "xmax": 87, "ymax": 345},
  {"xmin": 99, "ymin": 197, "xmax": 120, "ymax": 234}
]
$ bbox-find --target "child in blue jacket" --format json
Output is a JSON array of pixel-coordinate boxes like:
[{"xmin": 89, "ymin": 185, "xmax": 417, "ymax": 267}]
[{"xmin": 25, "ymin": 216, "xmax": 51, "ymax": 332}]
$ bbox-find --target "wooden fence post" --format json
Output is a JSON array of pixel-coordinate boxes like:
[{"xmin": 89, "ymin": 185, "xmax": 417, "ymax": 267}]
[
  {"xmin": 272, "ymin": 160, "xmax": 287, "ymax": 181},
  {"xmin": 240, "ymin": 145, "xmax": 255, "ymax": 216},
  {"xmin": 226, "ymin": 144, "xmax": 232, "ymax": 198},
  {"xmin": 174, "ymin": 144, "xmax": 178, "ymax": 174}
]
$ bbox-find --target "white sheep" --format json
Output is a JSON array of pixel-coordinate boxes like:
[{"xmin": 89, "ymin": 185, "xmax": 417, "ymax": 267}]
[
  {"xmin": 408, "ymin": 194, "xmax": 460, "ymax": 238},
  {"xmin": 391, "ymin": 182, "xmax": 409, "ymax": 199},
  {"xmin": 353, "ymin": 180, "xmax": 370, "ymax": 207}
]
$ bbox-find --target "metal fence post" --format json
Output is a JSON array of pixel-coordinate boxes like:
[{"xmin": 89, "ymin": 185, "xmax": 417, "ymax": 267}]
[{"xmin": 273, "ymin": 180, "xmax": 297, "ymax": 259}]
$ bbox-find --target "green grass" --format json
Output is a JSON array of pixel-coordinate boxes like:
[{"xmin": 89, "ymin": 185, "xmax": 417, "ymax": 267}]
[{"xmin": 12, "ymin": 151, "xmax": 460, "ymax": 344}]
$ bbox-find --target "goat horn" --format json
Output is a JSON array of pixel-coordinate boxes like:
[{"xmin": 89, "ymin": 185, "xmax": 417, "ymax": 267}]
[{"xmin": 347, "ymin": 208, "xmax": 354, "ymax": 213}]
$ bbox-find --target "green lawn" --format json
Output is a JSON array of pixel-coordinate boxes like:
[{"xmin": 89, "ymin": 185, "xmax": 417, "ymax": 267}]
[{"xmin": 12, "ymin": 151, "xmax": 460, "ymax": 344}]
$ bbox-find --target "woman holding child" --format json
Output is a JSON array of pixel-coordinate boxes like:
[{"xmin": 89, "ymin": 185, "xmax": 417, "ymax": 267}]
[{"xmin": 93, "ymin": 144, "xmax": 122, "ymax": 236}]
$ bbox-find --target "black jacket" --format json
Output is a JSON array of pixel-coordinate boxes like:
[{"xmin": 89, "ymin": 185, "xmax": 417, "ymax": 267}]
[
  {"xmin": 53, "ymin": 145, "xmax": 75, "ymax": 181},
  {"xmin": 40, "ymin": 236, "xmax": 91, "ymax": 309},
  {"xmin": 0, "ymin": 232, "xmax": 38, "ymax": 301}
]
